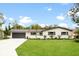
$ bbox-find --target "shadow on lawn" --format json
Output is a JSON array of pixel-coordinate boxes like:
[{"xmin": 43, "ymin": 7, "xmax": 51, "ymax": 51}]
[{"xmin": 74, "ymin": 39, "xmax": 79, "ymax": 42}]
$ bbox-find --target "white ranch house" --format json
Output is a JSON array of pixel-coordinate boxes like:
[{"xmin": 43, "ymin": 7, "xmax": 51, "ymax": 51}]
[{"xmin": 11, "ymin": 26, "xmax": 74, "ymax": 39}]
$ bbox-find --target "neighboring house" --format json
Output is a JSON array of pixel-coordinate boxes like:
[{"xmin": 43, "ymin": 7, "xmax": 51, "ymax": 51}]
[{"xmin": 11, "ymin": 26, "xmax": 74, "ymax": 39}]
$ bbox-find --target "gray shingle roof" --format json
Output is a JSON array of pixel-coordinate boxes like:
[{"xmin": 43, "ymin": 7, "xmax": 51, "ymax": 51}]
[
  {"xmin": 11, "ymin": 29, "xmax": 42, "ymax": 33},
  {"xmin": 11, "ymin": 26, "xmax": 73, "ymax": 33}
]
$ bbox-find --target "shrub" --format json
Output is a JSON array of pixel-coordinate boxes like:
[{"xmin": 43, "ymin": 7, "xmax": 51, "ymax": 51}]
[{"xmin": 74, "ymin": 39, "xmax": 79, "ymax": 42}]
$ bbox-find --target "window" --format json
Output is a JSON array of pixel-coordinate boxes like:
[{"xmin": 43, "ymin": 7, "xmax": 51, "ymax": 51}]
[
  {"xmin": 61, "ymin": 32, "xmax": 68, "ymax": 35},
  {"xmin": 40, "ymin": 32, "xmax": 43, "ymax": 35},
  {"xmin": 48, "ymin": 32, "xmax": 55, "ymax": 35},
  {"xmin": 31, "ymin": 32, "xmax": 36, "ymax": 35}
]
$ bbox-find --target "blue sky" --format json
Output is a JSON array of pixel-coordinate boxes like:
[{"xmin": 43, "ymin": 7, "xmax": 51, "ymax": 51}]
[{"xmin": 0, "ymin": 3, "xmax": 77, "ymax": 29}]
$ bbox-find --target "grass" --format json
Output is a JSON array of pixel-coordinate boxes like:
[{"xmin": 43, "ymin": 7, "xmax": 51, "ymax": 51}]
[{"xmin": 16, "ymin": 39, "xmax": 79, "ymax": 56}]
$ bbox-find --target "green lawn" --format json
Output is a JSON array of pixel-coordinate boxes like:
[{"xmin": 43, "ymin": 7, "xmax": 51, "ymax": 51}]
[{"xmin": 16, "ymin": 39, "xmax": 79, "ymax": 56}]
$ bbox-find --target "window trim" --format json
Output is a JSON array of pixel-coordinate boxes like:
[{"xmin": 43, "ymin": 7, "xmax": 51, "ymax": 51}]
[
  {"xmin": 39, "ymin": 32, "xmax": 43, "ymax": 36},
  {"xmin": 48, "ymin": 32, "xmax": 55, "ymax": 35},
  {"xmin": 31, "ymin": 32, "xmax": 36, "ymax": 35},
  {"xmin": 61, "ymin": 32, "xmax": 68, "ymax": 35}
]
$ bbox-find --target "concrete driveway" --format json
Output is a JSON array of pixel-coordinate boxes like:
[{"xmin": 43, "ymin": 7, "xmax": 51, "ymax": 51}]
[{"xmin": 0, "ymin": 39, "xmax": 27, "ymax": 56}]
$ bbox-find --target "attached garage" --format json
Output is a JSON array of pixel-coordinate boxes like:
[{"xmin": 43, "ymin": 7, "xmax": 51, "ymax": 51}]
[
  {"xmin": 11, "ymin": 30, "xmax": 26, "ymax": 38},
  {"xmin": 12, "ymin": 32, "xmax": 26, "ymax": 38}
]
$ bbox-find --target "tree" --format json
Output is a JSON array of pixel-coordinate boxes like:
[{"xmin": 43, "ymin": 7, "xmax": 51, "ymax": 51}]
[
  {"xmin": 31, "ymin": 24, "xmax": 42, "ymax": 38},
  {"xmin": 68, "ymin": 3, "xmax": 79, "ymax": 39},
  {"xmin": 12, "ymin": 24, "xmax": 25, "ymax": 29},
  {"xmin": 31, "ymin": 24, "xmax": 42, "ymax": 29},
  {"xmin": 0, "ymin": 13, "xmax": 4, "ymax": 39},
  {"xmin": 0, "ymin": 13, "xmax": 4, "ymax": 27},
  {"xmin": 43, "ymin": 25, "xmax": 49, "ymax": 30},
  {"xmin": 25, "ymin": 26, "xmax": 31, "ymax": 29},
  {"xmin": 74, "ymin": 29, "xmax": 79, "ymax": 38},
  {"xmin": 11, "ymin": 20, "xmax": 18, "ymax": 29},
  {"xmin": 68, "ymin": 3, "xmax": 79, "ymax": 24},
  {"xmin": 6, "ymin": 23, "xmax": 11, "ymax": 35},
  {"xmin": 11, "ymin": 19, "xmax": 25, "ymax": 29},
  {"xmin": 4, "ymin": 27, "xmax": 9, "ymax": 36},
  {"xmin": 8, "ymin": 23, "xmax": 11, "ymax": 30}
]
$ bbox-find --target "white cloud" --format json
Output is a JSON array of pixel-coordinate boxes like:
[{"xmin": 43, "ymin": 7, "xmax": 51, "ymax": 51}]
[
  {"xmin": 72, "ymin": 24, "xmax": 79, "ymax": 28},
  {"xmin": 58, "ymin": 23, "xmax": 68, "ymax": 28},
  {"xmin": 18, "ymin": 16, "xmax": 33, "ymax": 27},
  {"xmin": 48, "ymin": 8, "xmax": 52, "ymax": 11},
  {"xmin": 19, "ymin": 16, "xmax": 23, "ymax": 19},
  {"xmin": 56, "ymin": 15, "xmax": 65, "ymax": 21},
  {"xmin": 9, "ymin": 17, "xmax": 14, "ymax": 21},
  {"xmin": 39, "ymin": 24, "xmax": 46, "ymax": 28},
  {"xmin": 18, "ymin": 23, "xmax": 26, "ymax": 27},
  {"xmin": 39, "ymin": 24, "xmax": 50, "ymax": 28},
  {"xmin": 19, "ymin": 16, "xmax": 32, "ymax": 24},
  {"xmin": 3, "ymin": 15, "xmax": 7, "ymax": 19},
  {"xmin": 72, "ymin": 24, "xmax": 77, "ymax": 28}
]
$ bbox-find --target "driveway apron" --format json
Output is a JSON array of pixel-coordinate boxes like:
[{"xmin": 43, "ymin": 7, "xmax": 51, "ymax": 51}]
[{"xmin": 0, "ymin": 39, "xmax": 27, "ymax": 56}]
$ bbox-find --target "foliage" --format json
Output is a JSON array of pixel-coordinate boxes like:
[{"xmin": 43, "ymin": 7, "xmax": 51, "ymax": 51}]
[
  {"xmin": 73, "ymin": 28, "xmax": 79, "ymax": 39},
  {"xmin": 0, "ymin": 13, "xmax": 4, "ymax": 26},
  {"xmin": 74, "ymin": 28, "xmax": 79, "ymax": 35},
  {"xmin": 0, "ymin": 13, "xmax": 4, "ymax": 39},
  {"xmin": 4, "ymin": 24, "xmax": 12, "ymax": 38},
  {"xmin": 11, "ymin": 20, "xmax": 23, "ymax": 29},
  {"xmin": 3, "ymin": 36, "xmax": 9, "ymax": 39},
  {"xmin": 31, "ymin": 24, "xmax": 42, "ymax": 29},
  {"xmin": 43, "ymin": 26, "xmax": 49, "ymax": 29},
  {"xmin": 0, "ymin": 23, "xmax": 3, "ymax": 26},
  {"xmin": 25, "ymin": 26, "xmax": 31, "ymax": 29},
  {"xmin": 68, "ymin": 3, "xmax": 79, "ymax": 24},
  {"xmin": 68, "ymin": 4, "xmax": 79, "ymax": 40},
  {"xmin": 75, "ymin": 17, "xmax": 79, "ymax": 23},
  {"xmin": 4, "ymin": 27, "xmax": 10, "ymax": 36}
]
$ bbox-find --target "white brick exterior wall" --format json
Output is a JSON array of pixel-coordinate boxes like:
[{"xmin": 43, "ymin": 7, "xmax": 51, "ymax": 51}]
[{"xmin": 26, "ymin": 28, "xmax": 73, "ymax": 39}]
